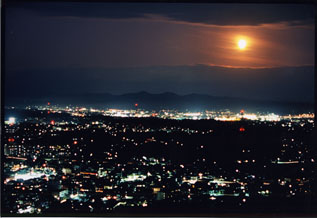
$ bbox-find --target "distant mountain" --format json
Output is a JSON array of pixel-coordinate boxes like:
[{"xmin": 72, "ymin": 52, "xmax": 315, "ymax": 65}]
[{"xmin": 5, "ymin": 91, "xmax": 314, "ymax": 114}]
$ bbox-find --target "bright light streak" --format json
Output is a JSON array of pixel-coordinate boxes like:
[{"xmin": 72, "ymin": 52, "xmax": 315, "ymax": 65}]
[{"xmin": 14, "ymin": 172, "xmax": 44, "ymax": 181}]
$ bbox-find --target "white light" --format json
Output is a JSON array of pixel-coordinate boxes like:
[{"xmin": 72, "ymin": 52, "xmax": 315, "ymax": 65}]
[
  {"xmin": 14, "ymin": 172, "xmax": 43, "ymax": 181},
  {"xmin": 238, "ymin": 39, "xmax": 247, "ymax": 49},
  {"xmin": 244, "ymin": 114, "xmax": 257, "ymax": 120},
  {"xmin": 8, "ymin": 117, "xmax": 16, "ymax": 124}
]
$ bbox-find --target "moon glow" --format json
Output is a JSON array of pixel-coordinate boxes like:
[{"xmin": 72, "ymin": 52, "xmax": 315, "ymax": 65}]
[{"xmin": 238, "ymin": 39, "xmax": 247, "ymax": 50}]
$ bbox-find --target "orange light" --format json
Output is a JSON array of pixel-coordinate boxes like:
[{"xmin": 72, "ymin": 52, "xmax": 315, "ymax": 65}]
[
  {"xmin": 80, "ymin": 172, "xmax": 97, "ymax": 176},
  {"xmin": 135, "ymin": 103, "xmax": 138, "ymax": 107},
  {"xmin": 73, "ymin": 141, "xmax": 78, "ymax": 145},
  {"xmin": 50, "ymin": 120, "xmax": 55, "ymax": 125}
]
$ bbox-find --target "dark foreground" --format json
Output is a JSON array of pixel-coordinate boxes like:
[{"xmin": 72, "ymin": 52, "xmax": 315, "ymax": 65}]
[{"xmin": 2, "ymin": 108, "xmax": 317, "ymax": 215}]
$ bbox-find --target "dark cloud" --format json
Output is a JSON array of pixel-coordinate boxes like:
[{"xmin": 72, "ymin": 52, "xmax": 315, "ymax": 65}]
[
  {"xmin": 7, "ymin": 1, "xmax": 315, "ymax": 26},
  {"xmin": 5, "ymin": 65, "xmax": 314, "ymax": 103},
  {"xmin": 5, "ymin": 8, "xmax": 315, "ymax": 71}
]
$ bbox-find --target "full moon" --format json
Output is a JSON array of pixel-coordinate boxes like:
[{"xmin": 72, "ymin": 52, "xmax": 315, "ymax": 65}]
[{"xmin": 238, "ymin": 39, "xmax": 247, "ymax": 50}]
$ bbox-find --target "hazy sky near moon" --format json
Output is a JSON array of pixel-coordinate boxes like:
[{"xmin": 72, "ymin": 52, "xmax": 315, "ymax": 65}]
[{"xmin": 4, "ymin": 2, "xmax": 315, "ymax": 102}]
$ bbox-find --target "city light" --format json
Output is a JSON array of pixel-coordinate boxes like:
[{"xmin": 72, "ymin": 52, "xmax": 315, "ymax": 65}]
[
  {"xmin": 3, "ymin": 105, "xmax": 315, "ymax": 215},
  {"xmin": 7, "ymin": 117, "xmax": 16, "ymax": 125}
]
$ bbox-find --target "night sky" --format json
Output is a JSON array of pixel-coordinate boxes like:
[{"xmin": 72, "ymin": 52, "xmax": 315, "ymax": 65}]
[{"xmin": 4, "ymin": 2, "xmax": 315, "ymax": 103}]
